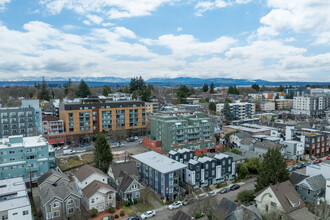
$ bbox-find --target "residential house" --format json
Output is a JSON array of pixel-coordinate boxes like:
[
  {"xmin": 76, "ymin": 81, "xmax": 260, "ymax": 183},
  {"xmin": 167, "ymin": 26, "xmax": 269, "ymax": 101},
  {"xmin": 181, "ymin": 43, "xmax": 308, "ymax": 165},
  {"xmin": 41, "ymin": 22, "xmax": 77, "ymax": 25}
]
[
  {"xmin": 108, "ymin": 161, "xmax": 143, "ymax": 202},
  {"xmin": 223, "ymin": 152, "xmax": 246, "ymax": 164},
  {"xmin": 289, "ymin": 171, "xmax": 308, "ymax": 185},
  {"xmin": 42, "ymin": 115, "xmax": 66, "ymax": 146},
  {"xmin": 255, "ymin": 181, "xmax": 316, "ymax": 220},
  {"xmin": 0, "ymin": 177, "xmax": 32, "ymax": 220},
  {"xmin": 295, "ymin": 174, "xmax": 326, "ymax": 203},
  {"xmin": 73, "ymin": 164, "xmax": 116, "ymax": 212},
  {"xmin": 254, "ymin": 140, "xmax": 284, "ymax": 156},
  {"xmin": 172, "ymin": 210, "xmax": 193, "ymax": 220},
  {"xmin": 226, "ymin": 205, "xmax": 262, "ymax": 220},
  {"xmin": 38, "ymin": 169, "xmax": 82, "ymax": 220},
  {"xmin": 218, "ymin": 198, "xmax": 238, "ymax": 218},
  {"xmin": 239, "ymin": 137, "xmax": 256, "ymax": 151},
  {"xmin": 229, "ymin": 132, "xmax": 251, "ymax": 147},
  {"xmin": 280, "ymin": 140, "xmax": 304, "ymax": 161},
  {"xmin": 169, "ymin": 148, "xmax": 195, "ymax": 164},
  {"xmin": 132, "ymin": 151, "xmax": 187, "ymax": 201},
  {"xmin": 306, "ymin": 160, "xmax": 330, "ymax": 179}
]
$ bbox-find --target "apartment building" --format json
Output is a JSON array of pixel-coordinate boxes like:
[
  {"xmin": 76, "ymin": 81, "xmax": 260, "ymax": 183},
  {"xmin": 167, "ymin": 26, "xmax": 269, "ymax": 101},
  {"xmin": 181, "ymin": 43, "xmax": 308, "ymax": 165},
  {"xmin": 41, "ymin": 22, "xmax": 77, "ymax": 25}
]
[
  {"xmin": 0, "ymin": 100, "xmax": 42, "ymax": 138},
  {"xmin": 0, "ymin": 135, "xmax": 57, "ymax": 181},
  {"xmin": 292, "ymin": 95, "xmax": 330, "ymax": 116},
  {"xmin": 149, "ymin": 113, "xmax": 215, "ymax": 153},
  {"xmin": 42, "ymin": 115, "xmax": 66, "ymax": 146},
  {"xmin": 304, "ymin": 132, "xmax": 330, "ymax": 157},
  {"xmin": 216, "ymin": 102, "xmax": 255, "ymax": 120},
  {"xmin": 259, "ymin": 101, "xmax": 275, "ymax": 111},
  {"xmin": 274, "ymin": 99, "xmax": 293, "ymax": 110},
  {"xmin": 108, "ymin": 92, "xmax": 132, "ymax": 101},
  {"xmin": 59, "ymin": 97, "xmax": 147, "ymax": 143},
  {"xmin": 132, "ymin": 151, "xmax": 187, "ymax": 201},
  {"xmin": 185, "ymin": 154, "xmax": 235, "ymax": 189},
  {"xmin": 0, "ymin": 177, "xmax": 33, "ymax": 220},
  {"xmin": 145, "ymin": 102, "xmax": 159, "ymax": 114}
]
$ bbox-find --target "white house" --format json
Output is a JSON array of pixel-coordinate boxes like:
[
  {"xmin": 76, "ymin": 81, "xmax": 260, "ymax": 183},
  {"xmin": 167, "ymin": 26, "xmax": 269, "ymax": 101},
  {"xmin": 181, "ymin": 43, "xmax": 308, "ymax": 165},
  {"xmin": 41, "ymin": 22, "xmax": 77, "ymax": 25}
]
[
  {"xmin": 280, "ymin": 140, "xmax": 304, "ymax": 161},
  {"xmin": 74, "ymin": 164, "xmax": 116, "ymax": 212},
  {"xmin": 306, "ymin": 160, "xmax": 330, "ymax": 179}
]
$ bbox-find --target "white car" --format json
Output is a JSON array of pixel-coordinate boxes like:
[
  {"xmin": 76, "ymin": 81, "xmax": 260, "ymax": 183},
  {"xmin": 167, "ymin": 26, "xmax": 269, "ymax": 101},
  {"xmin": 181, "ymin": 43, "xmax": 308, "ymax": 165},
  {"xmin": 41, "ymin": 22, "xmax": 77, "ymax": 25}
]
[
  {"xmin": 63, "ymin": 145, "xmax": 69, "ymax": 150},
  {"xmin": 141, "ymin": 210, "xmax": 156, "ymax": 219},
  {"xmin": 55, "ymin": 147, "xmax": 61, "ymax": 151},
  {"xmin": 168, "ymin": 201, "xmax": 182, "ymax": 210},
  {"xmin": 134, "ymin": 136, "xmax": 139, "ymax": 140},
  {"xmin": 208, "ymin": 191, "xmax": 216, "ymax": 197}
]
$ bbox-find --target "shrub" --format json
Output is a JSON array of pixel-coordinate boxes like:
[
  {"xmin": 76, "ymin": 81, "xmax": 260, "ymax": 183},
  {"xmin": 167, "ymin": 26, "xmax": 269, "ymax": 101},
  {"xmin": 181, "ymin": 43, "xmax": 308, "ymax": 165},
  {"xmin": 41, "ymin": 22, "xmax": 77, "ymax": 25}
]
[
  {"xmin": 120, "ymin": 210, "xmax": 125, "ymax": 217},
  {"xmin": 108, "ymin": 207, "xmax": 115, "ymax": 213},
  {"xmin": 195, "ymin": 212, "xmax": 205, "ymax": 219},
  {"xmin": 115, "ymin": 214, "xmax": 119, "ymax": 218},
  {"xmin": 124, "ymin": 200, "xmax": 130, "ymax": 207},
  {"xmin": 90, "ymin": 208, "xmax": 98, "ymax": 217},
  {"xmin": 237, "ymin": 190, "xmax": 255, "ymax": 205},
  {"xmin": 133, "ymin": 198, "xmax": 138, "ymax": 204}
]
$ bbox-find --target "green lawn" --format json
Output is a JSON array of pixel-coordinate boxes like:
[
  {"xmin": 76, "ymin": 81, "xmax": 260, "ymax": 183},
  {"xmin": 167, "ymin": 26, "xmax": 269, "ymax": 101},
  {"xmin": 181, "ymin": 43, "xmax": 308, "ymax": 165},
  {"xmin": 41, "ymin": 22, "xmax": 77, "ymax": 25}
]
[
  {"xmin": 134, "ymin": 201, "xmax": 155, "ymax": 213},
  {"xmin": 122, "ymin": 206, "xmax": 136, "ymax": 216},
  {"xmin": 58, "ymin": 153, "xmax": 94, "ymax": 171}
]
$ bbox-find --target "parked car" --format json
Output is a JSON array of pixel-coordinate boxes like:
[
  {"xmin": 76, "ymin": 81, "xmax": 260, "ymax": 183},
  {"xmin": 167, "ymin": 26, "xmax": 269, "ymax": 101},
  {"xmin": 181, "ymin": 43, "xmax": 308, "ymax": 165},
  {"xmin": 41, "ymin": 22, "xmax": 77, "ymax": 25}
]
[
  {"xmin": 63, "ymin": 149, "xmax": 74, "ymax": 155},
  {"xmin": 63, "ymin": 145, "xmax": 69, "ymax": 150},
  {"xmin": 128, "ymin": 216, "xmax": 140, "ymax": 220},
  {"xmin": 295, "ymin": 164, "xmax": 304, "ymax": 169},
  {"xmin": 208, "ymin": 191, "xmax": 216, "ymax": 197},
  {"xmin": 288, "ymin": 166, "xmax": 296, "ymax": 172},
  {"xmin": 182, "ymin": 198, "xmax": 193, "ymax": 206},
  {"xmin": 86, "ymin": 143, "xmax": 90, "ymax": 146},
  {"xmin": 80, "ymin": 143, "xmax": 84, "ymax": 147},
  {"xmin": 86, "ymin": 147, "xmax": 93, "ymax": 152},
  {"xmin": 304, "ymin": 162, "xmax": 311, "ymax": 167},
  {"xmin": 219, "ymin": 188, "xmax": 230, "ymax": 194},
  {"xmin": 141, "ymin": 210, "xmax": 156, "ymax": 219},
  {"xmin": 134, "ymin": 136, "xmax": 138, "ymax": 140},
  {"xmin": 197, "ymin": 193, "xmax": 206, "ymax": 199},
  {"xmin": 55, "ymin": 147, "xmax": 61, "ymax": 151},
  {"xmin": 121, "ymin": 143, "xmax": 125, "ymax": 147},
  {"xmin": 76, "ymin": 150, "xmax": 86, "ymax": 153},
  {"xmin": 230, "ymin": 184, "xmax": 240, "ymax": 191},
  {"xmin": 111, "ymin": 145, "xmax": 117, "ymax": 149},
  {"xmin": 315, "ymin": 159, "xmax": 322, "ymax": 163},
  {"xmin": 168, "ymin": 201, "xmax": 182, "ymax": 210},
  {"xmin": 327, "ymin": 156, "xmax": 330, "ymax": 160},
  {"xmin": 102, "ymin": 217, "xmax": 110, "ymax": 220}
]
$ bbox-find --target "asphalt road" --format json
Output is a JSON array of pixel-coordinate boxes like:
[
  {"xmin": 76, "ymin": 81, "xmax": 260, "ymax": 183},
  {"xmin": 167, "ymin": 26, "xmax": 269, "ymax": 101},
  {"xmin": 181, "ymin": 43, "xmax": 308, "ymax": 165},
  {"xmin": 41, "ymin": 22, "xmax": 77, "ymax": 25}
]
[{"xmin": 148, "ymin": 178, "xmax": 257, "ymax": 220}]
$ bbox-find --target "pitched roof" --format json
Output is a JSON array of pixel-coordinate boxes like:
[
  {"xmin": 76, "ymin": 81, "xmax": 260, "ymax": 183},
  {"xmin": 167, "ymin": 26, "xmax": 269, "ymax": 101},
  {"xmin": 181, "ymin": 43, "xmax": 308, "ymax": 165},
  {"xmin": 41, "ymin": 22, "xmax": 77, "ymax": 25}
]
[
  {"xmin": 234, "ymin": 132, "xmax": 251, "ymax": 139},
  {"xmin": 82, "ymin": 180, "xmax": 115, "ymax": 198},
  {"xmin": 74, "ymin": 164, "xmax": 107, "ymax": 182},
  {"xmin": 241, "ymin": 137, "xmax": 254, "ymax": 145},
  {"xmin": 37, "ymin": 169, "xmax": 70, "ymax": 186},
  {"xmin": 118, "ymin": 175, "xmax": 135, "ymax": 192},
  {"xmin": 287, "ymin": 207, "xmax": 317, "ymax": 220},
  {"xmin": 256, "ymin": 181, "xmax": 305, "ymax": 213},
  {"xmin": 297, "ymin": 174, "xmax": 326, "ymax": 191},
  {"xmin": 218, "ymin": 198, "xmax": 238, "ymax": 217},
  {"xmin": 223, "ymin": 152, "xmax": 245, "ymax": 162},
  {"xmin": 289, "ymin": 171, "xmax": 309, "ymax": 185},
  {"xmin": 254, "ymin": 140, "xmax": 282, "ymax": 150},
  {"xmin": 226, "ymin": 205, "xmax": 262, "ymax": 220},
  {"xmin": 39, "ymin": 181, "xmax": 81, "ymax": 206},
  {"xmin": 110, "ymin": 161, "xmax": 139, "ymax": 180},
  {"xmin": 172, "ymin": 210, "xmax": 192, "ymax": 220}
]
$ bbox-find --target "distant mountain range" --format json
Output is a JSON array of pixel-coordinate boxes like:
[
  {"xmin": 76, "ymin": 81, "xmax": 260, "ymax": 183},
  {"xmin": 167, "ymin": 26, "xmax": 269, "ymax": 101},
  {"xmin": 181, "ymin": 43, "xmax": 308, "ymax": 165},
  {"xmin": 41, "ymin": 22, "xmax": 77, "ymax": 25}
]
[{"xmin": 0, "ymin": 77, "xmax": 329, "ymax": 87}]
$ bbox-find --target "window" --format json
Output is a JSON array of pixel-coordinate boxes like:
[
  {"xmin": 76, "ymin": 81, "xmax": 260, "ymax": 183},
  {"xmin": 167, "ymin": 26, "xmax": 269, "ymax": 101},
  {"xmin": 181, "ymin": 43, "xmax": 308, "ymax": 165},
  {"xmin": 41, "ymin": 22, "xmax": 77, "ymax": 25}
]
[
  {"xmin": 307, "ymin": 189, "xmax": 311, "ymax": 194},
  {"xmin": 67, "ymin": 199, "xmax": 73, "ymax": 205},
  {"xmin": 271, "ymin": 202, "xmax": 277, "ymax": 207},
  {"xmin": 2, "ymin": 215, "xmax": 8, "ymax": 220},
  {"xmin": 136, "ymin": 191, "xmax": 140, "ymax": 198},
  {"xmin": 9, "ymin": 151, "xmax": 15, "ymax": 154},
  {"xmin": 23, "ymin": 210, "xmax": 29, "ymax": 215},
  {"xmin": 53, "ymin": 202, "xmax": 59, "ymax": 208},
  {"xmin": 68, "ymin": 208, "xmax": 74, "ymax": 214},
  {"xmin": 91, "ymin": 198, "xmax": 95, "ymax": 203},
  {"xmin": 12, "ymin": 213, "xmax": 18, "ymax": 216},
  {"xmin": 53, "ymin": 211, "xmax": 59, "ymax": 217}
]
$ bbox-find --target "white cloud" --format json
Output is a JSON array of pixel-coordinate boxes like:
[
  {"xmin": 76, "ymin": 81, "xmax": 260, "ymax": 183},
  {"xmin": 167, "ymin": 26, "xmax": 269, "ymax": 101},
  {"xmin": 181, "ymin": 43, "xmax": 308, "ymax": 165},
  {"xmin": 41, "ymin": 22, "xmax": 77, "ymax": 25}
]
[
  {"xmin": 39, "ymin": 0, "xmax": 175, "ymax": 24},
  {"xmin": 258, "ymin": 0, "xmax": 330, "ymax": 44},
  {"xmin": 194, "ymin": 0, "xmax": 251, "ymax": 16},
  {"xmin": 0, "ymin": 0, "xmax": 10, "ymax": 11},
  {"xmin": 177, "ymin": 27, "xmax": 182, "ymax": 32}
]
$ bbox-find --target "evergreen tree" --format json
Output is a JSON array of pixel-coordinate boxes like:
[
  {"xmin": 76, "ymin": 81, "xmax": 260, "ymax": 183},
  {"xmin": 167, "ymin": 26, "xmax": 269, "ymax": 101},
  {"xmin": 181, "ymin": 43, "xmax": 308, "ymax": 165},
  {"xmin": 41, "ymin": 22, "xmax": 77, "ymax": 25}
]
[
  {"xmin": 233, "ymin": 85, "xmax": 239, "ymax": 95},
  {"xmin": 64, "ymin": 78, "xmax": 72, "ymax": 96},
  {"xmin": 278, "ymin": 84, "xmax": 284, "ymax": 92},
  {"xmin": 38, "ymin": 77, "xmax": 51, "ymax": 101},
  {"xmin": 176, "ymin": 84, "xmax": 191, "ymax": 104},
  {"xmin": 94, "ymin": 133, "xmax": 113, "ymax": 173},
  {"xmin": 251, "ymin": 83, "xmax": 260, "ymax": 92},
  {"xmin": 202, "ymin": 84, "xmax": 208, "ymax": 92},
  {"xmin": 102, "ymin": 86, "xmax": 112, "ymax": 97},
  {"xmin": 255, "ymin": 148, "xmax": 289, "ymax": 192},
  {"xmin": 222, "ymin": 102, "xmax": 234, "ymax": 121},
  {"xmin": 209, "ymin": 102, "xmax": 216, "ymax": 112},
  {"xmin": 210, "ymin": 82, "xmax": 215, "ymax": 94},
  {"xmin": 75, "ymin": 80, "xmax": 91, "ymax": 98},
  {"xmin": 227, "ymin": 86, "xmax": 234, "ymax": 94},
  {"xmin": 132, "ymin": 91, "xmax": 138, "ymax": 100}
]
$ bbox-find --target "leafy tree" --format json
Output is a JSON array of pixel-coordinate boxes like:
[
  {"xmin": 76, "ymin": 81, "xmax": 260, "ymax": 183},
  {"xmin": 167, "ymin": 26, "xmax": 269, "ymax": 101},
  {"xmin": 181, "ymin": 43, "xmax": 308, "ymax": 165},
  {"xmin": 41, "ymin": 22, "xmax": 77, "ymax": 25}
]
[
  {"xmin": 29, "ymin": 92, "xmax": 33, "ymax": 99},
  {"xmin": 271, "ymin": 116, "xmax": 275, "ymax": 122},
  {"xmin": 94, "ymin": 133, "xmax": 113, "ymax": 173},
  {"xmin": 285, "ymin": 93, "xmax": 293, "ymax": 99},
  {"xmin": 225, "ymin": 98, "xmax": 232, "ymax": 103},
  {"xmin": 251, "ymin": 83, "xmax": 260, "ymax": 92},
  {"xmin": 210, "ymin": 82, "xmax": 215, "ymax": 94},
  {"xmin": 202, "ymin": 83, "xmax": 208, "ymax": 92},
  {"xmin": 102, "ymin": 86, "xmax": 112, "ymax": 96},
  {"xmin": 237, "ymin": 190, "xmax": 255, "ymax": 205},
  {"xmin": 237, "ymin": 163, "xmax": 249, "ymax": 179},
  {"xmin": 75, "ymin": 80, "xmax": 91, "ymax": 98},
  {"xmin": 38, "ymin": 77, "xmax": 51, "ymax": 101},
  {"xmin": 205, "ymin": 97, "xmax": 209, "ymax": 103},
  {"xmin": 255, "ymin": 148, "xmax": 289, "ymax": 192},
  {"xmin": 278, "ymin": 84, "xmax": 284, "ymax": 92},
  {"xmin": 209, "ymin": 102, "xmax": 216, "ymax": 112},
  {"xmin": 231, "ymin": 148, "xmax": 240, "ymax": 155},
  {"xmin": 222, "ymin": 102, "xmax": 234, "ymax": 121},
  {"xmin": 246, "ymin": 157, "xmax": 261, "ymax": 174}
]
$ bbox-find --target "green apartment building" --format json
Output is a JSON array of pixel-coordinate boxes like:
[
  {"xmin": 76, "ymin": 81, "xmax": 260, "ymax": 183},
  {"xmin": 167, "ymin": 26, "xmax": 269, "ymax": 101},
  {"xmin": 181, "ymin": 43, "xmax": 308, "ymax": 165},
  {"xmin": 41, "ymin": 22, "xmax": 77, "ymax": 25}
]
[{"xmin": 150, "ymin": 113, "xmax": 215, "ymax": 152}]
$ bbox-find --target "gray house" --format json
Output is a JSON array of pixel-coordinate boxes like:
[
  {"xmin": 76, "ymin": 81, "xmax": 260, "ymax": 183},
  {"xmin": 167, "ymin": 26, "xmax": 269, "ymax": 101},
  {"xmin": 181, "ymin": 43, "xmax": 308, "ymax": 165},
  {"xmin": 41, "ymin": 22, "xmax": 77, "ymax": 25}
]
[
  {"xmin": 239, "ymin": 137, "xmax": 256, "ymax": 151},
  {"xmin": 254, "ymin": 140, "xmax": 284, "ymax": 156},
  {"xmin": 37, "ymin": 169, "xmax": 82, "ymax": 220},
  {"xmin": 108, "ymin": 161, "xmax": 144, "ymax": 202},
  {"xmin": 229, "ymin": 132, "xmax": 251, "ymax": 147},
  {"xmin": 296, "ymin": 174, "xmax": 326, "ymax": 203}
]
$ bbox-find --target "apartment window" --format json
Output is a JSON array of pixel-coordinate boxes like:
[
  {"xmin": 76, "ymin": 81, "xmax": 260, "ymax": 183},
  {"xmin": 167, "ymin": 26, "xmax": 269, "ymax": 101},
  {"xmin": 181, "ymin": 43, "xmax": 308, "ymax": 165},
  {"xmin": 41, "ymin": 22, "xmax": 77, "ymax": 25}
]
[
  {"xmin": 10, "ymin": 158, "xmax": 15, "ymax": 161},
  {"xmin": 12, "ymin": 213, "xmax": 18, "ymax": 216},
  {"xmin": 68, "ymin": 208, "xmax": 74, "ymax": 214},
  {"xmin": 9, "ymin": 151, "xmax": 15, "ymax": 154},
  {"xmin": 205, "ymin": 164, "xmax": 209, "ymax": 169},
  {"xmin": 23, "ymin": 210, "xmax": 29, "ymax": 215},
  {"xmin": 53, "ymin": 202, "xmax": 59, "ymax": 208},
  {"xmin": 53, "ymin": 211, "xmax": 59, "ymax": 217}
]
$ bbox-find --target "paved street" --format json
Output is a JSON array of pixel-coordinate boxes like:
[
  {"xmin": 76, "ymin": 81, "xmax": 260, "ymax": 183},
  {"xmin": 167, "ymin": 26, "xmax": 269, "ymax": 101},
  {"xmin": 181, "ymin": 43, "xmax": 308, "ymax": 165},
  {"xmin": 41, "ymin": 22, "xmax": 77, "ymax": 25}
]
[{"xmin": 148, "ymin": 178, "xmax": 256, "ymax": 220}]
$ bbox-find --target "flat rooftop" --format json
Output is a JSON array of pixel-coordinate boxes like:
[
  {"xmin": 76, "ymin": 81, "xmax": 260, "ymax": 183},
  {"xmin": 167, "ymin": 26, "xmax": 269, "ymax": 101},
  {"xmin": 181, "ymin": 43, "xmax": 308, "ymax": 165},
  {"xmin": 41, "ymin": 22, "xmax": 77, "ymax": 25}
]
[{"xmin": 132, "ymin": 151, "xmax": 187, "ymax": 174}]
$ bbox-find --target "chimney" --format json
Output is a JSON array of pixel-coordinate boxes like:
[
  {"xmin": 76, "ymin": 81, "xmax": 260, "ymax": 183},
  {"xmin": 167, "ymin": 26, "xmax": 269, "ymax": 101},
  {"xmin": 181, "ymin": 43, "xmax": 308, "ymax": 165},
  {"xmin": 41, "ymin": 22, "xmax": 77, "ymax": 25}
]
[{"xmin": 238, "ymin": 200, "xmax": 241, "ymax": 208}]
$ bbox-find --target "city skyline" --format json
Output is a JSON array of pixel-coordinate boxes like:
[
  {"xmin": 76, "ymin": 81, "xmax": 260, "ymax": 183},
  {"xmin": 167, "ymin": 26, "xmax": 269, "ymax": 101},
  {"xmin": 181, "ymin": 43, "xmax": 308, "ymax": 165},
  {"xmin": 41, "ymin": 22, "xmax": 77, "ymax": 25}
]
[{"xmin": 0, "ymin": 0, "xmax": 330, "ymax": 82}]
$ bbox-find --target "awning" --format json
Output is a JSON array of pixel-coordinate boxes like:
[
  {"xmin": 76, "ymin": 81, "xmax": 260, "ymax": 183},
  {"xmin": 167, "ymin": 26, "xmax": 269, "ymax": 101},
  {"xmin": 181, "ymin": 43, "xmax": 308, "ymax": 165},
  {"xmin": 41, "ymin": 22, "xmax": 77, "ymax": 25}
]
[{"xmin": 48, "ymin": 140, "xmax": 65, "ymax": 144}]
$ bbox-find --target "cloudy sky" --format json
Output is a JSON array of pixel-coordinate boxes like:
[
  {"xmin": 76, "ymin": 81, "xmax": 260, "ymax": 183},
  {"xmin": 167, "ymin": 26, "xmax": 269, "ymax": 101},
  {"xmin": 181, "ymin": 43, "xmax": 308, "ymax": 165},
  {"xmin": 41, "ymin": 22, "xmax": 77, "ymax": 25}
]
[{"xmin": 0, "ymin": 0, "xmax": 330, "ymax": 81}]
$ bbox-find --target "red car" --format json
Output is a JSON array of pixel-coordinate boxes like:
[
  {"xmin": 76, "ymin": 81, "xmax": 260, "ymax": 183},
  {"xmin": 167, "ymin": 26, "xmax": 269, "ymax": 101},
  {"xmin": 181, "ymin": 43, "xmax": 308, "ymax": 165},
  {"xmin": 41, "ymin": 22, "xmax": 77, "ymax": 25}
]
[
  {"xmin": 315, "ymin": 159, "xmax": 322, "ymax": 163},
  {"xmin": 327, "ymin": 156, "xmax": 330, "ymax": 160}
]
